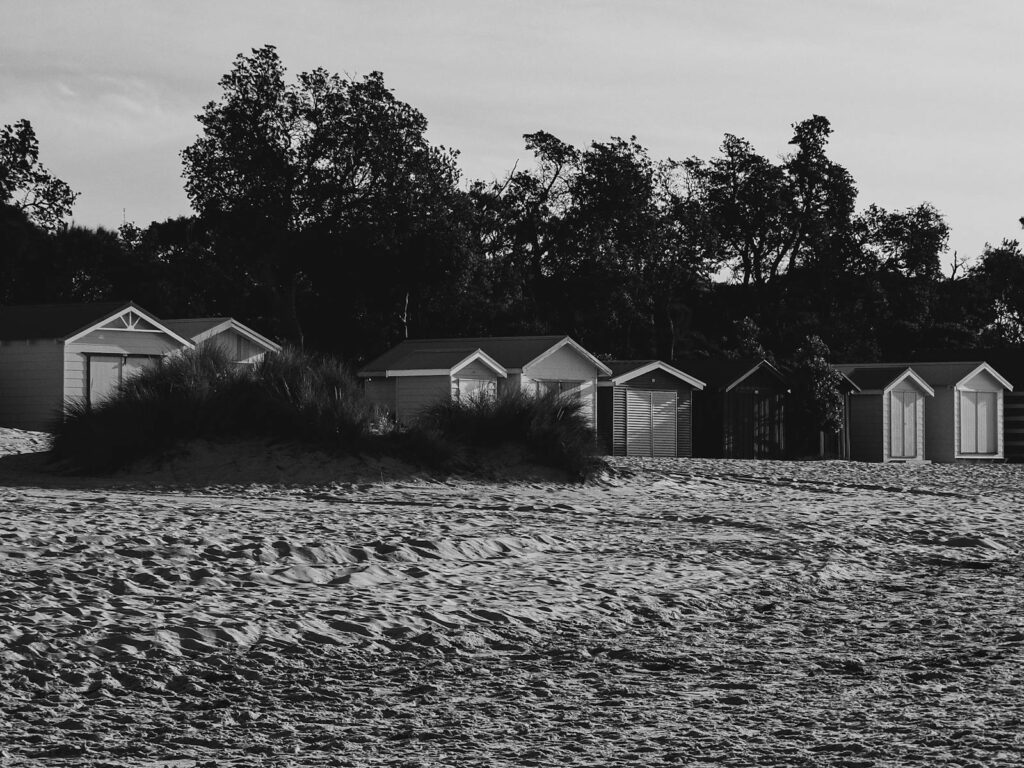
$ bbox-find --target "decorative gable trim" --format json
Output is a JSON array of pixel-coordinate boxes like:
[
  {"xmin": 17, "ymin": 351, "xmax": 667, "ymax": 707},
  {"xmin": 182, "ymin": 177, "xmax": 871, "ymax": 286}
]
[{"xmin": 63, "ymin": 304, "xmax": 195, "ymax": 348}]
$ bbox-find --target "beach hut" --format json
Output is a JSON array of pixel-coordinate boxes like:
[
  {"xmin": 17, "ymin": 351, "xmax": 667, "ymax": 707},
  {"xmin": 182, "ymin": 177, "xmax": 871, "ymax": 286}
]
[
  {"xmin": 0, "ymin": 301, "xmax": 194, "ymax": 430},
  {"xmin": 596, "ymin": 360, "xmax": 705, "ymax": 457},
  {"xmin": 680, "ymin": 358, "xmax": 790, "ymax": 459},
  {"xmin": 910, "ymin": 349, "xmax": 1024, "ymax": 461},
  {"xmin": 833, "ymin": 366, "xmax": 934, "ymax": 462},
  {"xmin": 164, "ymin": 317, "xmax": 281, "ymax": 364},
  {"xmin": 840, "ymin": 361, "xmax": 1012, "ymax": 462},
  {"xmin": 358, "ymin": 335, "xmax": 611, "ymax": 424}
]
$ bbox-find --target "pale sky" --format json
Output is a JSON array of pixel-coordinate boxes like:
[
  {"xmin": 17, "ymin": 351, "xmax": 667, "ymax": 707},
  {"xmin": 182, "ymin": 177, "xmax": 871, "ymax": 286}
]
[{"xmin": 3, "ymin": 1, "xmax": 1023, "ymax": 272}]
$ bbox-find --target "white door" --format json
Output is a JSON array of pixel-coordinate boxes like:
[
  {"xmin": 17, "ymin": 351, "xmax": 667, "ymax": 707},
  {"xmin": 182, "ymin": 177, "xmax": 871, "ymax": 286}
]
[
  {"xmin": 626, "ymin": 390, "xmax": 677, "ymax": 457},
  {"xmin": 88, "ymin": 355, "xmax": 122, "ymax": 406},
  {"xmin": 961, "ymin": 391, "xmax": 997, "ymax": 454},
  {"xmin": 890, "ymin": 390, "xmax": 918, "ymax": 458}
]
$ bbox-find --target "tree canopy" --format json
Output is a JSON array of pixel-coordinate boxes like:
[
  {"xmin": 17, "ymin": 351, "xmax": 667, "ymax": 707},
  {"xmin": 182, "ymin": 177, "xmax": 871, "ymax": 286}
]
[{"xmin": 3, "ymin": 46, "xmax": 1019, "ymax": 375}]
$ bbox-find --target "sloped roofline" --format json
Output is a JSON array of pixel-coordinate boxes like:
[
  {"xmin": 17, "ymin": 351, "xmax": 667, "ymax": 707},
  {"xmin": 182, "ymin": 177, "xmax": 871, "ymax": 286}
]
[
  {"xmin": 835, "ymin": 371, "xmax": 861, "ymax": 393},
  {"xmin": 846, "ymin": 367, "xmax": 937, "ymax": 397},
  {"xmin": 956, "ymin": 362, "xmax": 1013, "ymax": 391},
  {"xmin": 606, "ymin": 360, "xmax": 706, "ymax": 390},
  {"xmin": 724, "ymin": 359, "xmax": 789, "ymax": 393},
  {"xmin": 520, "ymin": 336, "xmax": 613, "ymax": 376},
  {"xmin": 385, "ymin": 349, "xmax": 508, "ymax": 378},
  {"xmin": 63, "ymin": 302, "xmax": 195, "ymax": 348},
  {"xmin": 173, "ymin": 317, "xmax": 282, "ymax": 354}
]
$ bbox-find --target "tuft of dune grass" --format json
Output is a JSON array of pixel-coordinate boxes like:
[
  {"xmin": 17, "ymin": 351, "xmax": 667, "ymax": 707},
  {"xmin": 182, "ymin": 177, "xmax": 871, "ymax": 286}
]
[{"xmin": 414, "ymin": 390, "xmax": 598, "ymax": 480}]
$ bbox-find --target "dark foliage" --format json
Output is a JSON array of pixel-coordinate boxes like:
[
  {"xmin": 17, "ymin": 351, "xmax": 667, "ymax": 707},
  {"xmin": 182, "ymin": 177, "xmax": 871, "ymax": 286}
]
[
  {"xmin": 415, "ymin": 390, "xmax": 599, "ymax": 480},
  {"xmin": 50, "ymin": 346, "xmax": 372, "ymax": 474}
]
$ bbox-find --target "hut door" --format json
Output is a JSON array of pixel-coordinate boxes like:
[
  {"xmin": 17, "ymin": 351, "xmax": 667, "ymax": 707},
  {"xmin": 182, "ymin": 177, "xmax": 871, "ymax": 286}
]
[
  {"xmin": 88, "ymin": 355, "xmax": 122, "ymax": 406},
  {"xmin": 890, "ymin": 391, "xmax": 918, "ymax": 458},
  {"xmin": 961, "ymin": 391, "xmax": 997, "ymax": 454},
  {"xmin": 625, "ymin": 390, "xmax": 677, "ymax": 457}
]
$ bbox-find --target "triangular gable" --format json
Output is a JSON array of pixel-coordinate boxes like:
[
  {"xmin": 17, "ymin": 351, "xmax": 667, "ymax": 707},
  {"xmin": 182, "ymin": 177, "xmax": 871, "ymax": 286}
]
[
  {"xmin": 522, "ymin": 336, "xmax": 613, "ymax": 376},
  {"xmin": 724, "ymin": 359, "xmax": 788, "ymax": 392},
  {"xmin": 189, "ymin": 318, "xmax": 281, "ymax": 354},
  {"xmin": 63, "ymin": 303, "xmax": 195, "ymax": 348},
  {"xmin": 609, "ymin": 360, "xmax": 706, "ymax": 390},
  {"xmin": 451, "ymin": 349, "xmax": 507, "ymax": 378},
  {"xmin": 883, "ymin": 368, "xmax": 935, "ymax": 397},
  {"xmin": 956, "ymin": 362, "xmax": 1013, "ymax": 392}
]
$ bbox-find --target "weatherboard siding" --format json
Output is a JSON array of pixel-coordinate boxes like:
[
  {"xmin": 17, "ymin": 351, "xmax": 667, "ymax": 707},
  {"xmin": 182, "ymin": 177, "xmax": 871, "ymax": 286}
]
[
  {"xmin": 201, "ymin": 328, "xmax": 268, "ymax": 364},
  {"xmin": 0, "ymin": 340, "xmax": 64, "ymax": 430},
  {"xmin": 363, "ymin": 379, "xmax": 397, "ymax": 415},
  {"xmin": 599, "ymin": 377, "xmax": 695, "ymax": 458},
  {"xmin": 64, "ymin": 332, "xmax": 183, "ymax": 405},
  {"xmin": 395, "ymin": 375, "xmax": 450, "ymax": 423},
  {"xmin": 521, "ymin": 345, "xmax": 599, "ymax": 423}
]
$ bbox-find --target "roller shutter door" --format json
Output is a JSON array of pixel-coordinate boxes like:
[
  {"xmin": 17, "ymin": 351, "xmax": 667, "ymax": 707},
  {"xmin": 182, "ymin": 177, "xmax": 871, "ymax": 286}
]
[{"xmin": 625, "ymin": 390, "xmax": 677, "ymax": 457}]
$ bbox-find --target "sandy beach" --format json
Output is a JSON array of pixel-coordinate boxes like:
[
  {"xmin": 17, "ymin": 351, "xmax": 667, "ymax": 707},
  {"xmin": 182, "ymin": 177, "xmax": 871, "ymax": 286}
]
[{"xmin": 0, "ymin": 430, "xmax": 1022, "ymax": 766}]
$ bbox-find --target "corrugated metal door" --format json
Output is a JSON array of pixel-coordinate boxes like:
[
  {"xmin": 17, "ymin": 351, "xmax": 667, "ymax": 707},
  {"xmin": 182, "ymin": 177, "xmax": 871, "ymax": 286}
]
[
  {"xmin": 625, "ymin": 390, "xmax": 677, "ymax": 457},
  {"xmin": 651, "ymin": 391, "xmax": 677, "ymax": 457}
]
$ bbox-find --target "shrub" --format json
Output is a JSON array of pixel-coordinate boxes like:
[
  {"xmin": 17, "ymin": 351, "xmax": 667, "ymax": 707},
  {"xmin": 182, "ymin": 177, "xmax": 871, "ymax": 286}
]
[
  {"xmin": 413, "ymin": 389, "xmax": 598, "ymax": 479},
  {"xmin": 50, "ymin": 345, "xmax": 372, "ymax": 473}
]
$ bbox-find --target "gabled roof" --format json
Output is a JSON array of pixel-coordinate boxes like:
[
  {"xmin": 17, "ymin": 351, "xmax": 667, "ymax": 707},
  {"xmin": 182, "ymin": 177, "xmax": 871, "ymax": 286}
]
[
  {"xmin": 834, "ymin": 365, "xmax": 935, "ymax": 396},
  {"xmin": 164, "ymin": 317, "xmax": 282, "ymax": 354},
  {"xmin": 672, "ymin": 356, "xmax": 788, "ymax": 392},
  {"xmin": 0, "ymin": 301, "xmax": 193, "ymax": 347},
  {"xmin": 843, "ymin": 360, "xmax": 1012, "ymax": 391},
  {"xmin": 382, "ymin": 348, "xmax": 507, "ymax": 378},
  {"xmin": 911, "ymin": 348, "xmax": 1024, "ymax": 387},
  {"xmin": 359, "ymin": 335, "xmax": 611, "ymax": 377},
  {"xmin": 601, "ymin": 359, "xmax": 706, "ymax": 390}
]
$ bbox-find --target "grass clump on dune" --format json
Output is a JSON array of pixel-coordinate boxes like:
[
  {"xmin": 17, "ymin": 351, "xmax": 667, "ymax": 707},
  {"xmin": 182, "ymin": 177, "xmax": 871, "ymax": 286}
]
[
  {"xmin": 51, "ymin": 345, "xmax": 372, "ymax": 474},
  {"xmin": 50, "ymin": 347, "xmax": 599, "ymax": 479},
  {"xmin": 413, "ymin": 390, "xmax": 599, "ymax": 479}
]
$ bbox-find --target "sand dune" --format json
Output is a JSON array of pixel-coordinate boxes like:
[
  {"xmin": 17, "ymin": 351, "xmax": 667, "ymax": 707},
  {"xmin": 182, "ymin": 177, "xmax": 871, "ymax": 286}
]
[{"xmin": 0, "ymin": 431, "xmax": 1022, "ymax": 766}]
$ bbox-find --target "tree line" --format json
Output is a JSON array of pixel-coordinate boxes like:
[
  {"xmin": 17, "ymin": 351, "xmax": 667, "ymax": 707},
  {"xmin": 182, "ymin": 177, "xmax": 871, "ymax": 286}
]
[{"xmin": 3, "ymin": 45, "xmax": 1024, "ymax": 369}]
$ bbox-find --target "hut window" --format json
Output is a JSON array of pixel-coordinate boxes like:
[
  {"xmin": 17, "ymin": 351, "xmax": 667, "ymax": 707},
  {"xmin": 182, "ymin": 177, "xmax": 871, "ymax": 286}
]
[
  {"xmin": 960, "ymin": 391, "xmax": 998, "ymax": 454},
  {"xmin": 452, "ymin": 377, "xmax": 496, "ymax": 402},
  {"xmin": 535, "ymin": 380, "xmax": 583, "ymax": 399}
]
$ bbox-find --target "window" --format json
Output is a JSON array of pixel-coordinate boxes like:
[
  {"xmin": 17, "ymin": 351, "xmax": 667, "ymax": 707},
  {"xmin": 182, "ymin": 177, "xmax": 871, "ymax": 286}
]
[
  {"xmin": 452, "ymin": 377, "xmax": 496, "ymax": 402},
  {"xmin": 960, "ymin": 390, "xmax": 997, "ymax": 454},
  {"xmin": 534, "ymin": 379, "xmax": 583, "ymax": 398}
]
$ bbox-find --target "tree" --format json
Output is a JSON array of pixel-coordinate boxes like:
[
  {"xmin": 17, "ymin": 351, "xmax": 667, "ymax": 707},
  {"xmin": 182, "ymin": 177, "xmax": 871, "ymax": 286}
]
[
  {"xmin": 787, "ymin": 335, "xmax": 846, "ymax": 456},
  {"xmin": 858, "ymin": 202, "xmax": 949, "ymax": 280},
  {"xmin": 181, "ymin": 45, "xmax": 466, "ymax": 350},
  {"xmin": 684, "ymin": 115, "xmax": 857, "ymax": 288},
  {"xmin": 0, "ymin": 119, "xmax": 78, "ymax": 231}
]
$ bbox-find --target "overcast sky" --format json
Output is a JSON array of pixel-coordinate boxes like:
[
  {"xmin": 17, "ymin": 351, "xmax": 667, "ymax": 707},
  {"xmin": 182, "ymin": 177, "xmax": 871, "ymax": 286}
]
[{"xmin": 3, "ymin": 1, "xmax": 1023, "ymax": 272}]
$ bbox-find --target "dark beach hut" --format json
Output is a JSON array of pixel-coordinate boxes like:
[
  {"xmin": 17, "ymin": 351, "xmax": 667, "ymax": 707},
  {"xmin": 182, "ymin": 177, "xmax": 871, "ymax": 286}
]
[
  {"xmin": 596, "ymin": 360, "xmax": 706, "ymax": 457},
  {"xmin": 680, "ymin": 358, "xmax": 790, "ymax": 459},
  {"xmin": 833, "ymin": 366, "xmax": 934, "ymax": 463}
]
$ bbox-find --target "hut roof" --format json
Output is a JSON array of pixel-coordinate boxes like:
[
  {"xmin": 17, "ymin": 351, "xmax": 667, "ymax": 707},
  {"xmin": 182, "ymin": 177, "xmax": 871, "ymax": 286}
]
[{"xmin": 360, "ymin": 336, "xmax": 610, "ymax": 376}]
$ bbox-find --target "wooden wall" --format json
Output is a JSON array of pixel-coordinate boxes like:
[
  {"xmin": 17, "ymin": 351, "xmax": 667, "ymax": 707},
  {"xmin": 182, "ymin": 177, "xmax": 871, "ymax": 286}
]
[{"xmin": 0, "ymin": 340, "xmax": 64, "ymax": 431}]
